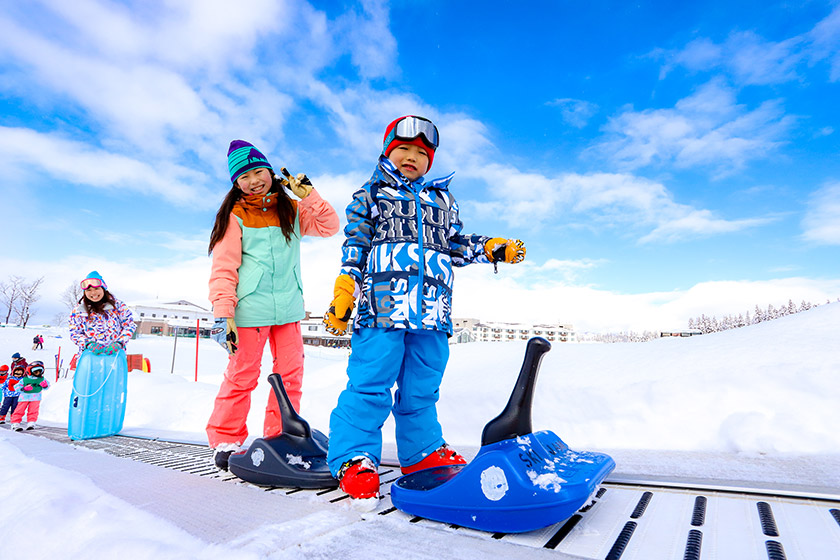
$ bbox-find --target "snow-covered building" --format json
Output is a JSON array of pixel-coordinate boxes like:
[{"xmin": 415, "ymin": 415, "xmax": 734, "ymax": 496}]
[
  {"xmin": 292, "ymin": 315, "xmax": 575, "ymax": 348},
  {"xmin": 466, "ymin": 320, "xmax": 576, "ymax": 344},
  {"xmin": 130, "ymin": 300, "xmax": 214, "ymax": 337},
  {"xmin": 300, "ymin": 315, "xmax": 352, "ymax": 348}
]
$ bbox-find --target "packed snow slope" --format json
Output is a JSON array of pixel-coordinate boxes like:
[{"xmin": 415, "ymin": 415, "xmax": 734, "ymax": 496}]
[
  {"xmin": 12, "ymin": 301, "xmax": 838, "ymax": 457},
  {"xmin": 1, "ymin": 304, "xmax": 838, "ymax": 558}
]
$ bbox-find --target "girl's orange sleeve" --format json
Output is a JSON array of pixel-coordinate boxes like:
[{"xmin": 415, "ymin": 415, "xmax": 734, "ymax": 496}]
[
  {"xmin": 298, "ymin": 188, "xmax": 340, "ymax": 237},
  {"xmin": 208, "ymin": 216, "xmax": 242, "ymax": 319}
]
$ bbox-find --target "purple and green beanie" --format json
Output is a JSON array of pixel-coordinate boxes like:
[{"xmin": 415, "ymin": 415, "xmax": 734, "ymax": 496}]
[{"xmin": 227, "ymin": 140, "xmax": 273, "ymax": 184}]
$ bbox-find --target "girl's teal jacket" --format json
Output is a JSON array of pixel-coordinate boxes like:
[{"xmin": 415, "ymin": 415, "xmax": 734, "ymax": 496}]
[{"xmin": 209, "ymin": 189, "xmax": 339, "ymax": 327}]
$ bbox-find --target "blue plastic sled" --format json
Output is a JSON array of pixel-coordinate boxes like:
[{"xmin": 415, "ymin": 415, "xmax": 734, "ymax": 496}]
[
  {"xmin": 68, "ymin": 349, "xmax": 128, "ymax": 440},
  {"xmin": 390, "ymin": 337, "xmax": 615, "ymax": 533}
]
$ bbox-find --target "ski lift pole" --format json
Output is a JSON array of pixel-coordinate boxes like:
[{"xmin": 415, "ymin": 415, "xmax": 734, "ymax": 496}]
[
  {"xmin": 170, "ymin": 326, "xmax": 178, "ymax": 374},
  {"xmin": 195, "ymin": 318, "xmax": 199, "ymax": 382}
]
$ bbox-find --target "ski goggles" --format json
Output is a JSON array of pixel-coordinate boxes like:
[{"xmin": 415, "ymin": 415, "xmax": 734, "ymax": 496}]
[
  {"xmin": 80, "ymin": 278, "xmax": 105, "ymax": 290},
  {"xmin": 385, "ymin": 116, "xmax": 439, "ymax": 150}
]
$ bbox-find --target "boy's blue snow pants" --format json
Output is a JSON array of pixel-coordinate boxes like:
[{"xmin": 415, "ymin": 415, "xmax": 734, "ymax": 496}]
[
  {"xmin": 0, "ymin": 396, "xmax": 19, "ymax": 418},
  {"xmin": 327, "ymin": 327, "xmax": 449, "ymax": 476}
]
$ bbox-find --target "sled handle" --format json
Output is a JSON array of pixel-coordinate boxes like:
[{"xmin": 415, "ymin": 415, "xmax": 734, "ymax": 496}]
[
  {"xmin": 480, "ymin": 337, "xmax": 551, "ymax": 446},
  {"xmin": 266, "ymin": 373, "xmax": 311, "ymax": 438},
  {"xmin": 71, "ymin": 350, "xmax": 120, "ymax": 398}
]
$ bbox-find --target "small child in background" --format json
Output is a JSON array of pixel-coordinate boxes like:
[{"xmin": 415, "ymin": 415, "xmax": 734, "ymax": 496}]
[
  {"xmin": 0, "ymin": 365, "xmax": 23, "ymax": 424},
  {"xmin": 10, "ymin": 352, "xmax": 27, "ymax": 374},
  {"xmin": 10, "ymin": 361, "xmax": 50, "ymax": 431}
]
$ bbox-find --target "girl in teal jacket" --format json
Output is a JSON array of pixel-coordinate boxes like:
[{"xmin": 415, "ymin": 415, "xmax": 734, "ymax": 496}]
[{"xmin": 206, "ymin": 140, "xmax": 339, "ymax": 470}]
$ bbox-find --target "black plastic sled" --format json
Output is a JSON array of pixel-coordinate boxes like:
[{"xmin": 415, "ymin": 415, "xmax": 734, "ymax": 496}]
[
  {"xmin": 390, "ymin": 337, "xmax": 615, "ymax": 533},
  {"xmin": 228, "ymin": 373, "xmax": 338, "ymax": 489}
]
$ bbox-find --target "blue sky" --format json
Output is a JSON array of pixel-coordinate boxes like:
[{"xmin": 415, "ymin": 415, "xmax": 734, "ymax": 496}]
[{"xmin": 1, "ymin": 0, "xmax": 839, "ymax": 331}]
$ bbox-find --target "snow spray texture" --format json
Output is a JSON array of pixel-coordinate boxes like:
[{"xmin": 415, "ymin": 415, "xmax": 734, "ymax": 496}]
[{"xmin": 341, "ymin": 157, "xmax": 489, "ymax": 334}]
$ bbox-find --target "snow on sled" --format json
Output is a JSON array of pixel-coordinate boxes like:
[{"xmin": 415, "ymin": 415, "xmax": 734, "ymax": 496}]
[
  {"xmin": 228, "ymin": 373, "xmax": 337, "ymax": 489},
  {"xmin": 68, "ymin": 349, "xmax": 128, "ymax": 440},
  {"xmin": 390, "ymin": 337, "xmax": 615, "ymax": 533}
]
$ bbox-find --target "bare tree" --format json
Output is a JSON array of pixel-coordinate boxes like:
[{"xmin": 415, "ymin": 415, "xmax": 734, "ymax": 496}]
[
  {"xmin": 52, "ymin": 279, "xmax": 83, "ymax": 327},
  {"xmin": 61, "ymin": 279, "xmax": 82, "ymax": 311},
  {"xmin": 0, "ymin": 275, "xmax": 25, "ymax": 325},
  {"xmin": 14, "ymin": 276, "xmax": 44, "ymax": 328}
]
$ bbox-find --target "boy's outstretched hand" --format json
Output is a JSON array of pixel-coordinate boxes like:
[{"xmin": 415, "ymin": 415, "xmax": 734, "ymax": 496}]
[
  {"xmin": 279, "ymin": 167, "xmax": 313, "ymax": 199},
  {"xmin": 484, "ymin": 238, "xmax": 526, "ymax": 264},
  {"xmin": 324, "ymin": 275, "xmax": 356, "ymax": 336}
]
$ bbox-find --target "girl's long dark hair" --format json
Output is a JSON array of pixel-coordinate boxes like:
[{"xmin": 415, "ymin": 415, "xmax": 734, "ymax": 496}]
[
  {"xmin": 208, "ymin": 171, "xmax": 297, "ymax": 254},
  {"xmin": 79, "ymin": 289, "xmax": 117, "ymax": 316}
]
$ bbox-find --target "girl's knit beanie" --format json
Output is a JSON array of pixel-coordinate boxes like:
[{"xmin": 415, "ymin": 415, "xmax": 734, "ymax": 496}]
[{"xmin": 228, "ymin": 140, "xmax": 273, "ymax": 184}]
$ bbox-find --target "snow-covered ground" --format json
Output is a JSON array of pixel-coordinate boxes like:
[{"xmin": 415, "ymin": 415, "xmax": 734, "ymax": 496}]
[{"xmin": 1, "ymin": 303, "xmax": 839, "ymax": 558}]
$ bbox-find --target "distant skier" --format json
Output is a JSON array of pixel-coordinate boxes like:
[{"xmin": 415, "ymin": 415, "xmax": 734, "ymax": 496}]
[
  {"xmin": 206, "ymin": 140, "xmax": 339, "ymax": 471},
  {"xmin": 32, "ymin": 334, "xmax": 43, "ymax": 350},
  {"xmin": 323, "ymin": 115, "xmax": 526, "ymax": 501},
  {"xmin": 69, "ymin": 271, "xmax": 136, "ymax": 356}
]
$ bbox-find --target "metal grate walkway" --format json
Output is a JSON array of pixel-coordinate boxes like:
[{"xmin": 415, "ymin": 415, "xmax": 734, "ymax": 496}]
[{"xmin": 6, "ymin": 425, "xmax": 840, "ymax": 559}]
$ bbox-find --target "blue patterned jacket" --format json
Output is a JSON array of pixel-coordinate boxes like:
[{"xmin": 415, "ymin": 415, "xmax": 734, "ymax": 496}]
[{"xmin": 340, "ymin": 156, "xmax": 490, "ymax": 334}]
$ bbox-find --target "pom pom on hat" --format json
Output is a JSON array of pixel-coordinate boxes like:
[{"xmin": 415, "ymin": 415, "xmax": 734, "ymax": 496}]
[
  {"xmin": 382, "ymin": 116, "xmax": 436, "ymax": 173},
  {"xmin": 228, "ymin": 140, "xmax": 272, "ymax": 184}
]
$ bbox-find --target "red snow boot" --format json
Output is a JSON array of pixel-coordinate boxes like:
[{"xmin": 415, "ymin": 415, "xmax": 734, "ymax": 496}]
[
  {"xmin": 401, "ymin": 444, "xmax": 467, "ymax": 474},
  {"xmin": 338, "ymin": 457, "xmax": 380, "ymax": 499}
]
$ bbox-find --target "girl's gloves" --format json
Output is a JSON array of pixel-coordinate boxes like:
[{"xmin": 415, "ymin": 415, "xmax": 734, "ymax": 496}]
[
  {"xmin": 85, "ymin": 342, "xmax": 106, "ymax": 354},
  {"xmin": 211, "ymin": 317, "xmax": 239, "ymax": 355},
  {"xmin": 24, "ymin": 385, "xmax": 33, "ymax": 391},
  {"xmin": 484, "ymin": 238, "xmax": 526, "ymax": 264},
  {"xmin": 102, "ymin": 342, "xmax": 124, "ymax": 356},
  {"xmin": 39, "ymin": 380, "xmax": 48, "ymax": 388},
  {"xmin": 85, "ymin": 341, "xmax": 124, "ymax": 355},
  {"xmin": 279, "ymin": 167, "xmax": 313, "ymax": 199},
  {"xmin": 323, "ymin": 275, "xmax": 356, "ymax": 336}
]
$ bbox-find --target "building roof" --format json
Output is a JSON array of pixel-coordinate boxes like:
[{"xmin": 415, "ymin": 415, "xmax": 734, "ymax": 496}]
[{"xmin": 129, "ymin": 300, "xmax": 211, "ymax": 313}]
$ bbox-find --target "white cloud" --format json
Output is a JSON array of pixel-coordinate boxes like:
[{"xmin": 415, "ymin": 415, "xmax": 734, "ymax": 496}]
[
  {"xmin": 639, "ymin": 210, "xmax": 774, "ymax": 243},
  {"xmin": 659, "ymin": 6, "xmax": 840, "ymax": 84},
  {"xmin": 333, "ymin": 0, "xmax": 397, "ymax": 80},
  {"xmin": 801, "ymin": 181, "xmax": 840, "ymax": 245},
  {"xmin": 458, "ymin": 158, "xmax": 771, "ymax": 243},
  {"xmin": 594, "ymin": 80, "xmax": 792, "ymax": 174},
  {"xmin": 0, "ymin": 126, "xmax": 216, "ymax": 207},
  {"xmin": 658, "ymin": 38, "xmax": 723, "ymax": 78},
  {"xmin": 547, "ymin": 98, "xmax": 599, "ymax": 128},
  {"xmin": 809, "ymin": 4, "xmax": 840, "ymax": 81},
  {"xmin": 725, "ymin": 31, "xmax": 805, "ymax": 85}
]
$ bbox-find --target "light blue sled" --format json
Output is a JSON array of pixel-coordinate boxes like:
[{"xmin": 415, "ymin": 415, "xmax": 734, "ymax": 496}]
[{"xmin": 68, "ymin": 349, "xmax": 128, "ymax": 440}]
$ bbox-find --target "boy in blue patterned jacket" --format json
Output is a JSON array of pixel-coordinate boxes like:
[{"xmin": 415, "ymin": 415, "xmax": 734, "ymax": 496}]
[{"xmin": 323, "ymin": 115, "xmax": 526, "ymax": 501}]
